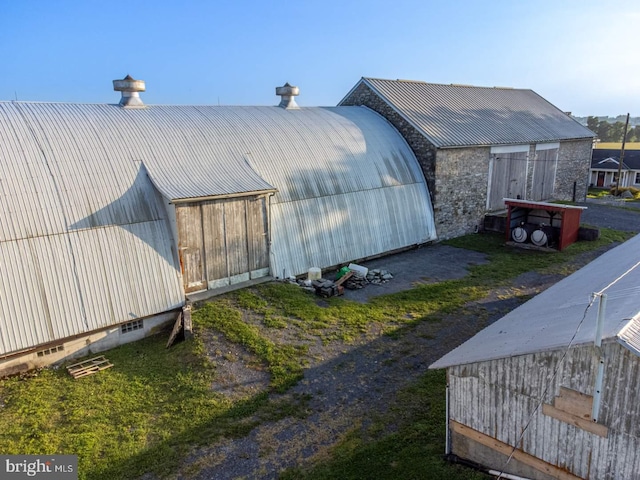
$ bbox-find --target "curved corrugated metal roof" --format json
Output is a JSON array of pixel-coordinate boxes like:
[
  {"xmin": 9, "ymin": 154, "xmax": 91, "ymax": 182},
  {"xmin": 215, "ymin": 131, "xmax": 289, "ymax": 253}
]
[
  {"xmin": 341, "ymin": 78, "xmax": 595, "ymax": 148},
  {"xmin": 0, "ymin": 102, "xmax": 187, "ymax": 355},
  {"xmin": 0, "ymin": 100, "xmax": 436, "ymax": 353}
]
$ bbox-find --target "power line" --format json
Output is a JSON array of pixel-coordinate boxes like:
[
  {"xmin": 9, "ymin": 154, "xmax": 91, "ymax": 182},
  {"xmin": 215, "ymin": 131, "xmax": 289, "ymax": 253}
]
[{"xmin": 496, "ymin": 258, "xmax": 640, "ymax": 478}]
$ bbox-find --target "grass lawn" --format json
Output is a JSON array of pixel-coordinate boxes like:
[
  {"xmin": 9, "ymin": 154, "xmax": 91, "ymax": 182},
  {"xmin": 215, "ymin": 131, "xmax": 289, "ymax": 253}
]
[
  {"xmin": 0, "ymin": 228, "xmax": 633, "ymax": 479},
  {"xmin": 588, "ymin": 186, "xmax": 640, "ymax": 201}
]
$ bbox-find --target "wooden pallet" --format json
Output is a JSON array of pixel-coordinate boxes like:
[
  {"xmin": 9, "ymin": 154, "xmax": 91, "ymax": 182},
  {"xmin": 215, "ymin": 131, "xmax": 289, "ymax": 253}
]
[{"xmin": 67, "ymin": 356, "xmax": 113, "ymax": 379}]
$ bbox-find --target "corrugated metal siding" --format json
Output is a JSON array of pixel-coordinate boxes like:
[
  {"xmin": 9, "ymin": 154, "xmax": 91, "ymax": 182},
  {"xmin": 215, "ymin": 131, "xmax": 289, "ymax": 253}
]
[
  {"xmin": 0, "ymin": 102, "xmax": 185, "ymax": 356},
  {"xmin": 251, "ymin": 107, "xmax": 436, "ymax": 277},
  {"xmin": 449, "ymin": 342, "xmax": 640, "ymax": 479},
  {"xmin": 1, "ymin": 102, "xmax": 275, "ymax": 203},
  {"xmin": 617, "ymin": 316, "xmax": 640, "ymax": 356},
  {"xmin": 270, "ymin": 183, "xmax": 434, "ymax": 277},
  {"xmin": 358, "ymin": 78, "xmax": 595, "ymax": 148},
  {"xmin": 0, "ymin": 99, "xmax": 436, "ymax": 353},
  {"xmin": 0, "ymin": 223, "xmax": 183, "ymax": 355}
]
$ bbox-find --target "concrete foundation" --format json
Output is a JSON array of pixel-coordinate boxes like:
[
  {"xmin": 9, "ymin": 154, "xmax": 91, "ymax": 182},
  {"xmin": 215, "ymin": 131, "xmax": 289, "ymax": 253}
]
[{"xmin": 0, "ymin": 311, "xmax": 179, "ymax": 377}]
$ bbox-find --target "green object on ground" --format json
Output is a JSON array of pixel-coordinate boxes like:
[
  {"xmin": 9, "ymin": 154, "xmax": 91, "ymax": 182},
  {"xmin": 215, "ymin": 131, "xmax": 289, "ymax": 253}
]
[{"xmin": 336, "ymin": 266, "xmax": 351, "ymax": 279}]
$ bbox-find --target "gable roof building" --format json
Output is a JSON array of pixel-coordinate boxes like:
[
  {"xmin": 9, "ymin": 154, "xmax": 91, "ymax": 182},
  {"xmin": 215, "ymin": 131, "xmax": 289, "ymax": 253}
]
[
  {"xmin": 0, "ymin": 77, "xmax": 436, "ymax": 374},
  {"xmin": 340, "ymin": 78, "xmax": 595, "ymax": 239},
  {"xmin": 343, "ymin": 78, "xmax": 593, "ymax": 148},
  {"xmin": 430, "ymin": 234, "xmax": 640, "ymax": 479},
  {"xmin": 590, "ymin": 148, "xmax": 640, "ymax": 188}
]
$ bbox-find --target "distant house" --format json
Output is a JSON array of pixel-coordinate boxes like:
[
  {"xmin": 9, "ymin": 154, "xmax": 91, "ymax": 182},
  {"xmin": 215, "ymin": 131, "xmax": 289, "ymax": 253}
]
[
  {"xmin": 430, "ymin": 233, "xmax": 640, "ymax": 479},
  {"xmin": 340, "ymin": 78, "xmax": 595, "ymax": 239},
  {"xmin": 0, "ymin": 77, "xmax": 436, "ymax": 375},
  {"xmin": 589, "ymin": 148, "xmax": 640, "ymax": 188}
]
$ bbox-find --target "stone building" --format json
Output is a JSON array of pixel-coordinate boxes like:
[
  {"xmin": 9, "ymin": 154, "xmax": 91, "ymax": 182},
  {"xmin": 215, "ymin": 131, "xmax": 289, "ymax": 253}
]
[{"xmin": 340, "ymin": 78, "xmax": 595, "ymax": 239}]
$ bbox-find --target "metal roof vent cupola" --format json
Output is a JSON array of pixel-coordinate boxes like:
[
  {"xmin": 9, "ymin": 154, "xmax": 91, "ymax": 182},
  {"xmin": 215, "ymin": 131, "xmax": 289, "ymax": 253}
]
[
  {"xmin": 276, "ymin": 83, "xmax": 300, "ymax": 110},
  {"xmin": 113, "ymin": 75, "xmax": 146, "ymax": 108}
]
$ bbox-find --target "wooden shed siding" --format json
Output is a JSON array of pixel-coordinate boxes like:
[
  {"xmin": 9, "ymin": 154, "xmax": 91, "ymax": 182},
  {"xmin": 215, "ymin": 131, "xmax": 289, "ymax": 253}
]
[
  {"xmin": 176, "ymin": 204, "xmax": 206, "ymax": 292},
  {"xmin": 449, "ymin": 343, "xmax": 640, "ymax": 479}
]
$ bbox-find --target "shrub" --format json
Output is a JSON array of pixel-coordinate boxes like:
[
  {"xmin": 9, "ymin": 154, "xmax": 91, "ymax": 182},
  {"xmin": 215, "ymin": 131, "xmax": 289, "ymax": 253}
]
[{"xmin": 609, "ymin": 186, "xmax": 640, "ymax": 199}]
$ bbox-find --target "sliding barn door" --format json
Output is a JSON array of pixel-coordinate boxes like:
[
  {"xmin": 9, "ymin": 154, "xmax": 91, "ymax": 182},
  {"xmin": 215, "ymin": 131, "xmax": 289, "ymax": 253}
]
[
  {"xmin": 531, "ymin": 144, "xmax": 559, "ymax": 201},
  {"xmin": 176, "ymin": 196, "xmax": 270, "ymax": 293},
  {"xmin": 487, "ymin": 147, "xmax": 528, "ymax": 211}
]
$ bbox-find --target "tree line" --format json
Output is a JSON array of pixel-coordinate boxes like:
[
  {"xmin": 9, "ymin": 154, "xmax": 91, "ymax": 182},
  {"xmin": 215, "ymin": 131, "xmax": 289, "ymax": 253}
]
[{"xmin": 586, "ymin": 116, "xmax": 640, "ymax": 142}]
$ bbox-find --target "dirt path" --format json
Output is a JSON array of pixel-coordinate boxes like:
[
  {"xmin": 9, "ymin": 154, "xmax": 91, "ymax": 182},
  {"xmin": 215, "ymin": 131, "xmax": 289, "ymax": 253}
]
[{"xmin": 173, "ymin": 201, "xmax": 640, "ymax": 480}]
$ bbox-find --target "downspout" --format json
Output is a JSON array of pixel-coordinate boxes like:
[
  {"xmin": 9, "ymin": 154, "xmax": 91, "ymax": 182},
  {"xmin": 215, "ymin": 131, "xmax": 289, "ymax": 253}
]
[
  {"xmin": 490, "ymin": 470, "xmax": 534, "ymax": 480},
  {"xmin": 447, "ymin": 454, "xmax": 535, "ymax": 480},
  {"xmin": 445, "ymin": 382, "xmax": 451, "ymax": 455},
  {"xmin": 591, "ymin": 293, "xmax": 607, "ymax": 422}
]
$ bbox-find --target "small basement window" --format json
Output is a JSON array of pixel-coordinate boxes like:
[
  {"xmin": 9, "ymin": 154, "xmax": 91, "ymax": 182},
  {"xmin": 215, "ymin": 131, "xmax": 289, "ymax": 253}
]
[
  {"xmin": 121, "ymin": 320, "xmax": 144, "ymax": 334},
  {"xmin": 36, "ymin": 345, "xmax": 64, "ymax": 357}
]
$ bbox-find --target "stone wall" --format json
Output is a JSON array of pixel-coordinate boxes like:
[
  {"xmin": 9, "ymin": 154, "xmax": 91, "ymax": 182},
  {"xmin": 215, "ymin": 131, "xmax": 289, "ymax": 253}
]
[
  {"xmin": 341, "ymin": 81, "xmax": 594, "ymax": 240},
  {"xmin": 342, "ymin": 82, "xmax": 492, "ymax": 240},
  {"xmin": 340, "ymin": 82, "xmax": 438, "ymax": 200},
  {"xmin": 435, "ymin": 147, "xmax": 491, "ymax": 239},
  {"xmin": 555, "ymin": 139, "xmax": 593, "ymax": 202}
]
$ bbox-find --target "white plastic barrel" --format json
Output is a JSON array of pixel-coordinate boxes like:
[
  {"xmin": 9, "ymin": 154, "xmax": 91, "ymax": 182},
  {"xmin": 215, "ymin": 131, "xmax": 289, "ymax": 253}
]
[
  {"xmin": 308, "ymin": 267, "xmax": 321, "ymax": 281},
  {"xmin": 348, "ymin": 263, "xmax": 368, "ymax": 277}
]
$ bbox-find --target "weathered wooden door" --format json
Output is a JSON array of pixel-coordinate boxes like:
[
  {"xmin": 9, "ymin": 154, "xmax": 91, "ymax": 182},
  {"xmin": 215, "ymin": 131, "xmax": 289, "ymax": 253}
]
[
  {"xmin": 176, "ymin": 204, "xmax": 207, "ymax": 293},
  {"xmin": 224, "ymin": 198, "xmax": 250, "ymax": 285},
  {"xmin": 487, "ymin": 150, "xmax": 528, "ymax": 211},
  {"xmin": 176, "ymin": 196, "xmax": 270, "ymax": 293},
  {"xmin": 246, "ymin": 196, "xmax": 269, "ymax": 279},
  {"xmin": 531, "ymin": 145, "xmax": 558, "ymax": 201},
  {"xmin": 202, "ymin": 202, "xmax": 227, "ymax": 289}
]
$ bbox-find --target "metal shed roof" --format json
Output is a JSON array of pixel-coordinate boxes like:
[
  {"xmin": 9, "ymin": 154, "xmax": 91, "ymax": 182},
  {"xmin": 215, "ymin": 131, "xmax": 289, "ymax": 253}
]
[
  {"xmin": 430, "ymin": 233, "xmax": 640, "ymax": 369},
  {"xmin": 341, "ymin": 78, "xmax": 595, "ymax": 148}
]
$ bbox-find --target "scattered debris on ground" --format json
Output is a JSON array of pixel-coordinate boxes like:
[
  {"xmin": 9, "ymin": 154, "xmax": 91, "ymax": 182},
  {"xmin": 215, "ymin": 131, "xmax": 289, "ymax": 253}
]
[
  {"xmin": 67, "ymin": 356, "xmax": 113, "ymax": 379},
  {"xmin": 281, "ymin": 263, "xmax": 395, "ymax": 296}
]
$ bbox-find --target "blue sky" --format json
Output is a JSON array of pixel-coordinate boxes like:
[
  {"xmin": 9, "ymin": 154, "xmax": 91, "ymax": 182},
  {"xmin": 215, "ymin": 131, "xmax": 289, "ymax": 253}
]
[{"xmin": 1, "ymin": 0, "xmax": 638, "ymax": 116}]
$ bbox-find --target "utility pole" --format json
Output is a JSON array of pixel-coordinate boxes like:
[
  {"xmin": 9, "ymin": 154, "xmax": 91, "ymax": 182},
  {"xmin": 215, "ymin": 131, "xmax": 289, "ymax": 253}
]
[{"xmin": 615, "ymin": 113, "xmax": 630, "ymax": 196}]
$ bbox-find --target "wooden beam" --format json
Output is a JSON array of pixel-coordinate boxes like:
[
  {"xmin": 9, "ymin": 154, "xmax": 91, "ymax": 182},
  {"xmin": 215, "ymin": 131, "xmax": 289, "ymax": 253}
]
[
  {"xmin": 542, "ymin": 403, "xmax": 608, "ymax": 438},
  {"xmin": 334, "ymin": 271, "xmax": 354, "ymax": 287},
  {"xmin": 555, "ymin": 387, "xmax": 593, "ymax": 419},
  {"xmin": 67, "ymin": 356, "xmax": 113, "ymax": 379},
  {"xmin": 166, "ymin": 312, "xmax": 183, "ymax": 348},
  {"xmin": 183, "ymin": 303, "xmax": 193, "ymax": 339},
  {"xmin": 450, "ymin": 421, "xmax": 582, "ymax": 480}
]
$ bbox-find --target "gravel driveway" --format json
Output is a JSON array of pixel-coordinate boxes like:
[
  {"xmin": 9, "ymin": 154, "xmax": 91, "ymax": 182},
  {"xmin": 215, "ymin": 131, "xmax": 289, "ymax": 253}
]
[{"xmin": 174, "ymin": 200, "xmax": 640, "ymax": 480}]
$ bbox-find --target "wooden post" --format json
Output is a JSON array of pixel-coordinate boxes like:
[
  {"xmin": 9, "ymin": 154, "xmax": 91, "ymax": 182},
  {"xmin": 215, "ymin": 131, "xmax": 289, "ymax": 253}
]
[
  {"xmin": 183, "ymin": 302, "xmax": 193, "ymax": 339},
  {"xmin": 615, "ymin": 113, "xmax": 630, "ymax": 196}
]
